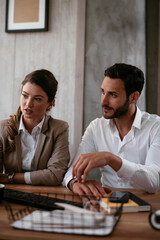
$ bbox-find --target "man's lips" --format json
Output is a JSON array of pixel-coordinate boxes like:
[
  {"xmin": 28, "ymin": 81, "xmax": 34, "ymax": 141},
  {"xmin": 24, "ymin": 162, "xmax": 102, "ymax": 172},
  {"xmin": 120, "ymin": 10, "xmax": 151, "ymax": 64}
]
[{"xmin": 102, "ymin": 105, "xmax": 113, "ymax": 111}]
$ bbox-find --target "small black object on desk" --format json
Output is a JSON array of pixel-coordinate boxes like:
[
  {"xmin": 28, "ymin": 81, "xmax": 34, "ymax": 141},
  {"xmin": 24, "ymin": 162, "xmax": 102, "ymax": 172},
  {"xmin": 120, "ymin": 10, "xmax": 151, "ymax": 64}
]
[{"xmin": 149, "ymin": 210, "xmax": 160, "ymax": 230}]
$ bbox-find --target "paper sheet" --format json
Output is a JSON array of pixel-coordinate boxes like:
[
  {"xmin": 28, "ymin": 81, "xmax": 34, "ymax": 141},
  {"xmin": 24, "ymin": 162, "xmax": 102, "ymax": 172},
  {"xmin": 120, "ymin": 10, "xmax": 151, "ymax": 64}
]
[{"xmin": 11, "ymin": 209, "xmax": 120, "ymax": 236}]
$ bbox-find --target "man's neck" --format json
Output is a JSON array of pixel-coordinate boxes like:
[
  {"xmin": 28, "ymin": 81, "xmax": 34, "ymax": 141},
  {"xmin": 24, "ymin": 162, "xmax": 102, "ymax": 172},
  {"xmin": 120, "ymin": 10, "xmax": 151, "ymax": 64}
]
[{"xmin": 114, "ymin": 105, "xmax": 137, "ymax": 141}]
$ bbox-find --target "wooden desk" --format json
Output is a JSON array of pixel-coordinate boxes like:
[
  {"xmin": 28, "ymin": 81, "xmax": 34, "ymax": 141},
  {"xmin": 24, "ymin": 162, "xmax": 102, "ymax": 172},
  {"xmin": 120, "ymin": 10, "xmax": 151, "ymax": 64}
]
[{"xmin": 0, "ymin": 184, "xmax": 160, "ymax": 240}]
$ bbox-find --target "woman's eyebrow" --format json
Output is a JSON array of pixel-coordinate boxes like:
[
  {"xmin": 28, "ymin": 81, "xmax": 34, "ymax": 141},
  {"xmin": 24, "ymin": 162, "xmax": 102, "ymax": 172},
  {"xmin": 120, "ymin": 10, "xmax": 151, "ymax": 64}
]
[{"xmin": 22, "ymin": 91, "xmax": 45, "ymax": 98}]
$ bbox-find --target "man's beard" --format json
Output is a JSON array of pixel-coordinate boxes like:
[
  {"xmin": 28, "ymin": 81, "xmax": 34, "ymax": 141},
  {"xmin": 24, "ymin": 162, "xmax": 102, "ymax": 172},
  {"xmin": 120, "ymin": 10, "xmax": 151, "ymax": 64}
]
[{"xmin": 102, "ymin": 98, "xmax": 130, "ymax": 119}]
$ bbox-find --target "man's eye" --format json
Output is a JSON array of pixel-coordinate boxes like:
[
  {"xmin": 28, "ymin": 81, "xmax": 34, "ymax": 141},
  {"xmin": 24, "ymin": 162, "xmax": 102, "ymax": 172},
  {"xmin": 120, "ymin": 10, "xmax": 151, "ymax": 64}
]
[
  {"xmin": 101, "ymin": 89, "xmax": 105, "ymax": 94},
  {"xmin": 110, "ymin": 93, "xmax": 117, "ymax": 97}
]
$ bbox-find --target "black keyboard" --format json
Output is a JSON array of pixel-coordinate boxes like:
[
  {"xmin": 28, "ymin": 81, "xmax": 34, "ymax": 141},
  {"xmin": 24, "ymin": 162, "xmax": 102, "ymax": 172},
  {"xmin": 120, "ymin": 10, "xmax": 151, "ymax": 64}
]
[{"xmin": 3, "ymin": 188, "xmax": 83, "ymax": 210}]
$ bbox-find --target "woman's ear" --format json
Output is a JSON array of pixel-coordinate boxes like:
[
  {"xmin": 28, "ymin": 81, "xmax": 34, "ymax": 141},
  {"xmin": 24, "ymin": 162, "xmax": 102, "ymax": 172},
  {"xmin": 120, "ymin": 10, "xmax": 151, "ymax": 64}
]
[
  {"xmin": 51, "ymin": 99, "xmax": 55, "ymax": 107},
  {"xmin": 129, "ymin": 91, "xmax": 140, "ymax": 104},
  {"xmin": 47, "ymin": 99, "xmax": 55, "ymax": 110}
]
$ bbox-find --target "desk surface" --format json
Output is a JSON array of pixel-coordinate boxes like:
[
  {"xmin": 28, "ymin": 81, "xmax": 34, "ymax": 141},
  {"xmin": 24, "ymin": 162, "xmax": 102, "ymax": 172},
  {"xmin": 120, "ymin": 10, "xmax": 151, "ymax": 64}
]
[{"xmin": 0, "ymin": 184, "xmax": 160, "ymax": 240}]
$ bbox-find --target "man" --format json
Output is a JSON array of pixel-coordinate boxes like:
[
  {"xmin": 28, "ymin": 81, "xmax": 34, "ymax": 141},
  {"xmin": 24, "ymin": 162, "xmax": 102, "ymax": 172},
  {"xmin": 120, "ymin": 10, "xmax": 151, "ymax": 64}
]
[{"xmin": 63, "ymin": 63, "xmax": 160, "ymax": 197}]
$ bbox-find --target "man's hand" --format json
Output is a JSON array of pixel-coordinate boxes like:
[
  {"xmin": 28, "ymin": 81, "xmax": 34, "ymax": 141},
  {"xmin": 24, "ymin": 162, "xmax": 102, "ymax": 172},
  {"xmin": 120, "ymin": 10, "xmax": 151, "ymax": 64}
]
[
  {"xmin": 72, "ymin": 152, "xmax": 109, "ymax": 182},
  {"xmin": 72, "ymin": 152, "xmax": 122, "ymax": 183},
  {"xmin": 71, "ymin": 179, "xmax": 112, "ymax": 199}
]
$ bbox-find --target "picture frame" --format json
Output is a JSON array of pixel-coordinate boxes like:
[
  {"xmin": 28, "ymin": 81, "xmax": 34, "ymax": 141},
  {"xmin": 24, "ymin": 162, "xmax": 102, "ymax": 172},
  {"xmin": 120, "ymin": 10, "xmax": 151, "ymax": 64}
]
[{"xmin": 5, "ymin": 0, "xmax": 49, "ymax": 33}]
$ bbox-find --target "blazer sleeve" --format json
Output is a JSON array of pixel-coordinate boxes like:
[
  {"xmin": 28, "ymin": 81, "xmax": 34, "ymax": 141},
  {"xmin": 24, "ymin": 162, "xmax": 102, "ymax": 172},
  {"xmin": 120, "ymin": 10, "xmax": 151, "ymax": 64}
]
[
  {"xmin": 0, "ymin": 119, "xmax": 8, "ymax": 173},
  {"xmin": 0, "ymin": 140, "xmax": 3, "ymax": 173}
]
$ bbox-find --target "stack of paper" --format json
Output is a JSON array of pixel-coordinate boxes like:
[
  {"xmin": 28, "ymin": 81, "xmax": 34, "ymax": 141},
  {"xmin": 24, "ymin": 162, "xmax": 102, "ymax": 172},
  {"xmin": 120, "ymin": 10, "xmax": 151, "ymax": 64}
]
[{"xmin": 11, "ymin": 203, "xmax": 120, "ymax": 236}]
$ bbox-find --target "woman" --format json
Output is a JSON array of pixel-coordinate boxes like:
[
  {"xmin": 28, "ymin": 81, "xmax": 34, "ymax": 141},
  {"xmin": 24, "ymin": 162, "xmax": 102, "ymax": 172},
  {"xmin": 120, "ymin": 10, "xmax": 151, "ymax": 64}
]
[{"xmin": 0, "ymin": 69, "xmax": 70, "ymax": 185}]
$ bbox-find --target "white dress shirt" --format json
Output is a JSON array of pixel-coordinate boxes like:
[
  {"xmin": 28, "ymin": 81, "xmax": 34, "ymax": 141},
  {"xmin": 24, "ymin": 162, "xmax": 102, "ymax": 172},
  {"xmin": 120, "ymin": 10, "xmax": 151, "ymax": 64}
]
[
  {"xmin": 19, "ymin": 116, "xmax": 45, "ymax": 184},
  {"xmin": 63, "ymin": 107, "xmax": 160, "ymax": 193}
]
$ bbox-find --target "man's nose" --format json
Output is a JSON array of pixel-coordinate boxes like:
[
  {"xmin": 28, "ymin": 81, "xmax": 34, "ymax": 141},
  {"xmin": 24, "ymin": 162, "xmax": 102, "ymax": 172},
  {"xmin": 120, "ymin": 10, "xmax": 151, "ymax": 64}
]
[{"xmin": 101, "ymin": 94, "xmax": 109, "ymax": 105}]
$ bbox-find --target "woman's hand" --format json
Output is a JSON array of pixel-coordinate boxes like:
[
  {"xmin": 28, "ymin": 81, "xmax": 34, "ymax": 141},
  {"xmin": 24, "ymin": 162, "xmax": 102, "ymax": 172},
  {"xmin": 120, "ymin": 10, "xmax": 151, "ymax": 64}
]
[
  {"xmin": 0, "ymin": 173, "xmax": 8, "ymax": 183},
  {"xmin": 0, "ymin": 173, "xmax": 25, "ymax": 184}
]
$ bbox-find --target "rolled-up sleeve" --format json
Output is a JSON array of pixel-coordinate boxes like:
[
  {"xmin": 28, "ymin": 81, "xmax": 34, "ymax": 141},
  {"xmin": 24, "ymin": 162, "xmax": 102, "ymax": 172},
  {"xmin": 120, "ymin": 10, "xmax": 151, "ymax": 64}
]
[{"xmin": 117, "ymin": 123, "xmax": 160, "ymax": 193}]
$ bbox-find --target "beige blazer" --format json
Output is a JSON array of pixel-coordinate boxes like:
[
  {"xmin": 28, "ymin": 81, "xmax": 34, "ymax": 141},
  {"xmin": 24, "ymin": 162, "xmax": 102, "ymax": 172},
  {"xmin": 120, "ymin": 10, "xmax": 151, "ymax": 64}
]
[{"xmin": 0, "ymin": 115, "xmax": 70, "ymax": 185}]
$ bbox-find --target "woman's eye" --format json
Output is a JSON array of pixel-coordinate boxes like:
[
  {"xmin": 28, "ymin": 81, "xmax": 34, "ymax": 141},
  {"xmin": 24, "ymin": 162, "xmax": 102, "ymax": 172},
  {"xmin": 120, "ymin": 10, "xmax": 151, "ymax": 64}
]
[
  {"xmin": 35, "ymin": 98, "xmax": 42, "ymax": 102},
  {"xmin": 22, "ymin": 94, "xmax": 28, "ymax": 99}
]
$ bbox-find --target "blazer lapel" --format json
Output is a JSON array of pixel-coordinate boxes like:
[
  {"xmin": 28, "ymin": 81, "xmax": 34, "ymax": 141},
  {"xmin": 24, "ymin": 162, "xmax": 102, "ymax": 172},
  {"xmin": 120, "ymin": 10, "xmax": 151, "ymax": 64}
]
[
  {"xmin": 32, "ymin": 133, "xmax": 46, "ymax": 170},
  {"xmin": 32, "ymin": 116, "xmax": 49, "ymax": 170}
]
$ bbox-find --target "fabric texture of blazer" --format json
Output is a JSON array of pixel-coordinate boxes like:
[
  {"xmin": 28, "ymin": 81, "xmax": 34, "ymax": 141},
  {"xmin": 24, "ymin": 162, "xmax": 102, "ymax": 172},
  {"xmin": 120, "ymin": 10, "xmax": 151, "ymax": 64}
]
[{"xmin": 0, "ymin": 115, "xmax": 70, "ymax": 185}]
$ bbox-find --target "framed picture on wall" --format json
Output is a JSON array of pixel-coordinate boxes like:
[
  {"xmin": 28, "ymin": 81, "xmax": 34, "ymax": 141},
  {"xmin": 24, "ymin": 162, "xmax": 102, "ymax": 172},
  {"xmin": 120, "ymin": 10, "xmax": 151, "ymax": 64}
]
[{"xmin": 5, "ymin": 0, "xmax": 49, "ymax": 33}]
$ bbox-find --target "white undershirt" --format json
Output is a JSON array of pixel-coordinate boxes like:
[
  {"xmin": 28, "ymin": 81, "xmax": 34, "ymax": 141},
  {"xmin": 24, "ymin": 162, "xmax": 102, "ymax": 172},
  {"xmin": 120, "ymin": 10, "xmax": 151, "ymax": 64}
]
[{"xmin": 18, "ymin": 115, "xmax": 45, "ymax": 184}]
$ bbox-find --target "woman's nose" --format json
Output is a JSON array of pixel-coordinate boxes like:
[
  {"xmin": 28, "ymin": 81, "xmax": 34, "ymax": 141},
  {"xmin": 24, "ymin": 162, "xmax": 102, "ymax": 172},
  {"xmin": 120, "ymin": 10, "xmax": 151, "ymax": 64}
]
[{"xmin": 26, "ymin": 98, "xmax": 33, "ymax": 107}]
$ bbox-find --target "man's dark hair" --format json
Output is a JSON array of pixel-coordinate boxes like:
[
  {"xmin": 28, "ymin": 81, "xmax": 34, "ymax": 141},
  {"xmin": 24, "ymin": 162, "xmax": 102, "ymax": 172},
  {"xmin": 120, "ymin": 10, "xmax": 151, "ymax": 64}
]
[{"xmin": 104, "ymin": 63, "xmax": 144, "ymax": 97}]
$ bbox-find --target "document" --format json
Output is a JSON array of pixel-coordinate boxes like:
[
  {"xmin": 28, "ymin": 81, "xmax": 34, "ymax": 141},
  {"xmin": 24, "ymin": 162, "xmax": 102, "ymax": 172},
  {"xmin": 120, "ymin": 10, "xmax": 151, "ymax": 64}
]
[{"xmin": 11, "ymin": 208, "xmax": 120, "ymax": 236}]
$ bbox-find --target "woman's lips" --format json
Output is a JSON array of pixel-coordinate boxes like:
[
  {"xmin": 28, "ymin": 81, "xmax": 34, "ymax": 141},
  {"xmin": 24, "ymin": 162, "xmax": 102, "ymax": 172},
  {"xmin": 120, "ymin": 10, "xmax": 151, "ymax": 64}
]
[{"xmin": 24, "ymin": 108, "xmax": 32, "ymax": 114}]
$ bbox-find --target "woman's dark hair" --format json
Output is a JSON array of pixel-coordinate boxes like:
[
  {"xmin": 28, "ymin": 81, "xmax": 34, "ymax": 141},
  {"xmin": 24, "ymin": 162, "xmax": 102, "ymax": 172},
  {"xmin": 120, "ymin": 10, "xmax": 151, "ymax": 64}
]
[
  {"xmin": 6, "ymin": 69, "xmax": 58, "ymax": 152},
  {"xmin": 104, "ymin": 63, "xmax": 144, "ymax": 98},
  {"xmin": 22, "ymin": 69, "xmax": 58, "ymax": 102}
]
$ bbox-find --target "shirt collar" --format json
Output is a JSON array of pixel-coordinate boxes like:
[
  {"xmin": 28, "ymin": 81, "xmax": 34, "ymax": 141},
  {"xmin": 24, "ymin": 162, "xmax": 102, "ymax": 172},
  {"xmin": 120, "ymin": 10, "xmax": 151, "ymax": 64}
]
[
  {"xmin": 132, "ymin": 106, "xmax": 142, "ymax": 130},
  {"xmin": 18, "ymin": 115, "xmax": 45, "ymax": 134},
  {"xmin": 108, "ymin": 106, "xmax": 142, "ymax": 133}
]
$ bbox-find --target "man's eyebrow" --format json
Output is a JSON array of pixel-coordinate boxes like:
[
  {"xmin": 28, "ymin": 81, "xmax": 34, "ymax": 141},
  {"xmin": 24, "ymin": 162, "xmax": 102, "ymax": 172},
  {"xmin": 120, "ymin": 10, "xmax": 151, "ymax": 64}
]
[
  {"xmin": 108, "ymin": 91, "xmax": 118, "ymax": 94},
  {"xmin": 101, "ymin": 88, "xmax": 118, "ymax": 94}
]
